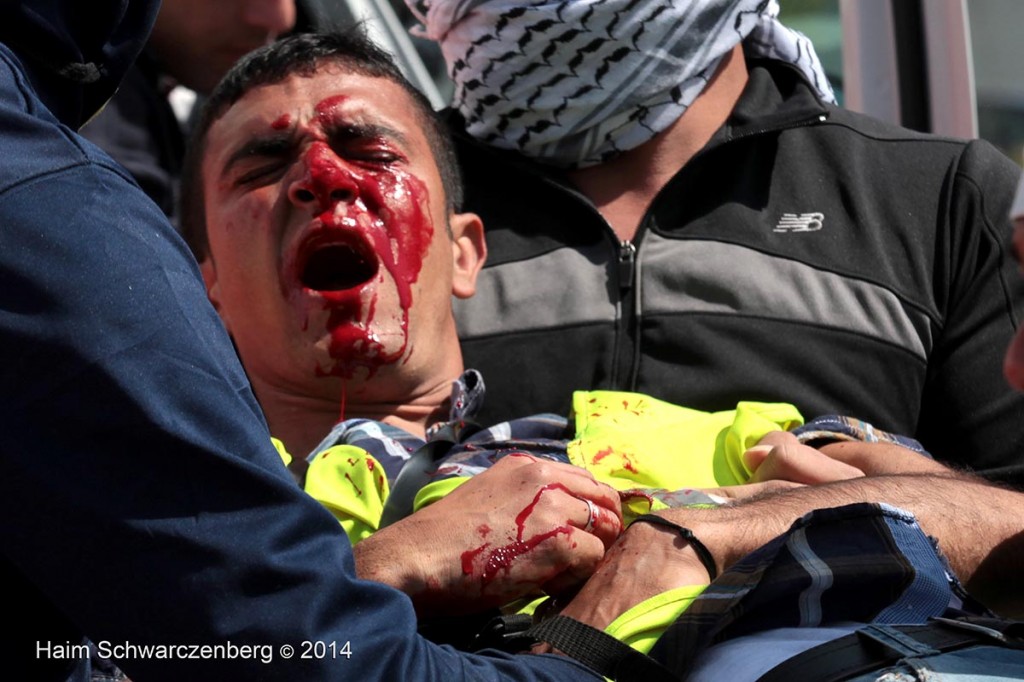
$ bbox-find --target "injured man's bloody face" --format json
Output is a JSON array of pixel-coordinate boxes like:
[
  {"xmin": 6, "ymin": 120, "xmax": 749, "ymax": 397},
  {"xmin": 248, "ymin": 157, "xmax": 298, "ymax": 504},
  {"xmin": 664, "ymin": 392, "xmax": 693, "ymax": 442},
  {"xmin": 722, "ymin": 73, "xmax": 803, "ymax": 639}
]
[{"xmin": 199, "ymin": 66, "xmax": 482, "ymax": 410}]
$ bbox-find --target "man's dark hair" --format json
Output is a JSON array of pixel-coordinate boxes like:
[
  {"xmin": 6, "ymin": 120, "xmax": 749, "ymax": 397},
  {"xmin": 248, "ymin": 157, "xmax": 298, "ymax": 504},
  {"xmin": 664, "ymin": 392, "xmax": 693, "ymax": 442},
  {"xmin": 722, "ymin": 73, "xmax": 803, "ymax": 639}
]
[{"xmin": 180, "ymin": 29, "xmax": 463, "ymax": 260}]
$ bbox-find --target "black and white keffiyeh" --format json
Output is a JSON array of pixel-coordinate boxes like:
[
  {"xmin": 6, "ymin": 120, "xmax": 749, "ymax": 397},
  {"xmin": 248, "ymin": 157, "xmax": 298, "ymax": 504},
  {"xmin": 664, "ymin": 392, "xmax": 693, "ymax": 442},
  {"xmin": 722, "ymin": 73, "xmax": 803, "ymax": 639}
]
[{"xmin": 406, "ymin": 0, "xmax": 835, "ymax": 167}]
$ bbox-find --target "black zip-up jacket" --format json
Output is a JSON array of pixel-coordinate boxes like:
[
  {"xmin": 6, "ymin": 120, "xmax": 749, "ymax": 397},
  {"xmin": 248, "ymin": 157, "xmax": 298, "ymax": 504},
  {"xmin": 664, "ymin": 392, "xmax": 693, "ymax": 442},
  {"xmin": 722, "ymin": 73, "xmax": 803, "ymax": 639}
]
[{"xmin": 452, "ymin": 58, "xmax": 1024, "ymax": 483}]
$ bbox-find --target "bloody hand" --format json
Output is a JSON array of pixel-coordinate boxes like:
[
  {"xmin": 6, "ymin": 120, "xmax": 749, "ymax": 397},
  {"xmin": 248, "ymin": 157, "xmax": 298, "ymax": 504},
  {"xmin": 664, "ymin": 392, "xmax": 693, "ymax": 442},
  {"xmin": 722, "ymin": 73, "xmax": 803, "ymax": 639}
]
[{"xmin": 356, "ymin": 453, "xmax": 623, "ymax": 616}]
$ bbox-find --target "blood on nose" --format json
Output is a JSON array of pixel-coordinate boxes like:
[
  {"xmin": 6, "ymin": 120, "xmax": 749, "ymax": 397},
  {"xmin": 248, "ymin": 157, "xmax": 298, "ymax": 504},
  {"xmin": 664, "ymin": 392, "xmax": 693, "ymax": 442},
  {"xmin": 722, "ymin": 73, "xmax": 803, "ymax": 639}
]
[{"xmin": 298, "ymin": 141, "xmax": 358, "ymax": 210}]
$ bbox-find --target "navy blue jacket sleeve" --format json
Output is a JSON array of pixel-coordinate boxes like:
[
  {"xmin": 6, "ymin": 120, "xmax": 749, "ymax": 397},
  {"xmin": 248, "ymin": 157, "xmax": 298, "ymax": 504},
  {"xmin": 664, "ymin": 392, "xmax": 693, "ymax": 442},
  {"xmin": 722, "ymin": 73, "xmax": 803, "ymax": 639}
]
[{"xmin": 0, "ymin": 48, "xmax": 598, "ymax": 682}]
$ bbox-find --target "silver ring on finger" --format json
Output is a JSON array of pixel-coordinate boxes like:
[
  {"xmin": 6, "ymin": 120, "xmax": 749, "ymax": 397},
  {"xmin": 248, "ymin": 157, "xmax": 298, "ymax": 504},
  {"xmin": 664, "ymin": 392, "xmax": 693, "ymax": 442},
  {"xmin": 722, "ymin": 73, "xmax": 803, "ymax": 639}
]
[{"xmin": 583, "ymin": 498, "xmax": 597, "ymax": 532}]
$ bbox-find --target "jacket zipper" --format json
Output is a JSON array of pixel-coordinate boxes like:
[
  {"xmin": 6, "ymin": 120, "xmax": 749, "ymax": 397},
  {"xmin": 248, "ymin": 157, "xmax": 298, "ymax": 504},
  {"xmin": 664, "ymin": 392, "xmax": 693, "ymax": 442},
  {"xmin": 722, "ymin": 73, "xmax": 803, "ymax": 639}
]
[
  {"xmin": 472, "ymin": 108, "xmax": 830, "ymax": 392},
  {"xmin": 614, "ymin": 111, "xmax": 830, "ymax": 390},
  {"xmin": 611, "ymin": 240, "xmax": 638, "ymax": 388},
  {"xmin": 520, "ymin": 171, "xmax": 637, "ymax": 389},
  {"xmin": 618, "ymin": 240, "xmax": 636, "ymax": 291}
]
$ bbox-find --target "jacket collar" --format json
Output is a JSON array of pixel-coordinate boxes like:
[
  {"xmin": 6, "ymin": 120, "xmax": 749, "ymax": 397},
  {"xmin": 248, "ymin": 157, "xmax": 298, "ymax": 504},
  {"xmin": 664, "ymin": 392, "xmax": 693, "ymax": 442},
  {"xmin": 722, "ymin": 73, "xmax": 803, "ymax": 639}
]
[{"xmin": 724, "ymin": 57, "xmax": 830, "ymax": 141}]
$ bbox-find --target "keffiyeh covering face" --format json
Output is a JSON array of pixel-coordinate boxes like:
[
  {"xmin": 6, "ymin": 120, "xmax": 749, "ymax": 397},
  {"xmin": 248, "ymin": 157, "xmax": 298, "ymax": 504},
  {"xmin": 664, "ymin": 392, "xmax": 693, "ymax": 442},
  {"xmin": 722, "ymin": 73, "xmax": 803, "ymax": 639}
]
[{"xmin": 406, "ymin": 0, "xmax": 835, "ymax": 167}]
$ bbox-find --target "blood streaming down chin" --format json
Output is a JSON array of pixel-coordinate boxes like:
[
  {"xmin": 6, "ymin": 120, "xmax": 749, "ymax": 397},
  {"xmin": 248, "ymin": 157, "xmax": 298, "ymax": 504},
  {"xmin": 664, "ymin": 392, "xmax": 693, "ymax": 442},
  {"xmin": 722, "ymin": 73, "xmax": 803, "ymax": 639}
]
[{"xmin": 300, "ymin": 95, "xmax": 435, "ymax": 380}]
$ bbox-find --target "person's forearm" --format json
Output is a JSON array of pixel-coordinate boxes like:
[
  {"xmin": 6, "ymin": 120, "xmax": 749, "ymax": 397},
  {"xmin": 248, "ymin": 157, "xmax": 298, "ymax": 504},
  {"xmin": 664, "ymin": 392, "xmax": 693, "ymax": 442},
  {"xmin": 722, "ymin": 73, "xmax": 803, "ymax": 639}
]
[
  {"xmin": 664, "ymin": 472, "xmax": 1024, "ymax": 615},
  {"xmin": 354, "ymin": 515, "xmax": 434, "ymax": 595}
]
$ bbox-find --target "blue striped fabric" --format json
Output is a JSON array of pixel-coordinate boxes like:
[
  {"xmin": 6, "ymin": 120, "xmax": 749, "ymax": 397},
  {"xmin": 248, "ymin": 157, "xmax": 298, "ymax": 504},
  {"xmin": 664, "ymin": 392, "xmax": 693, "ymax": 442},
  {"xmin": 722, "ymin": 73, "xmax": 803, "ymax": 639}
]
[{"xmin": 649, "ymin": 503, "xmax": 979, "ymax": 673}]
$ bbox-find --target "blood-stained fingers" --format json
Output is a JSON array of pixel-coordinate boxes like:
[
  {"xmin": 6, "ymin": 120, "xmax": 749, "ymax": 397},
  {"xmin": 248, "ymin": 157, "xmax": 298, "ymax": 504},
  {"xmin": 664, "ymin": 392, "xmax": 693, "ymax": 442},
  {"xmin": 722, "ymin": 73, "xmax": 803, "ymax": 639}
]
[
  {"xmin": 489, "ymin": 454, "xmax": 624, "ymax": 546},
  {"xmin": 405, "ymin": 453, "xmax": 624, "ymax": 611}
]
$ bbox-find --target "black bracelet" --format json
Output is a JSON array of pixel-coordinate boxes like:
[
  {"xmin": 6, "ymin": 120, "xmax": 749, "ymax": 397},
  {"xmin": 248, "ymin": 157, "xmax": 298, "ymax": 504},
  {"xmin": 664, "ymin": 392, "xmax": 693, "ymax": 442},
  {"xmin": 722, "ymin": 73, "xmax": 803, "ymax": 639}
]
[{"xmin": 630, "ymin": 514, "xmax": 718, "ymax": 582}]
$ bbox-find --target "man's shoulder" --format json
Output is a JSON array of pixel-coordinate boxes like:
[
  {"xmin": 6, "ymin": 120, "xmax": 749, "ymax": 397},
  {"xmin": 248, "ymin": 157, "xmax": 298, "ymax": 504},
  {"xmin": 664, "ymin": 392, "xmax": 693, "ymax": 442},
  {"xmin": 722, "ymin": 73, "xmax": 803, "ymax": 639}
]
[
  {"xmin": 0, "ymin": 50, "xmax": 79, "ymax": 190},
  {"xmin": 819, "ymin": 102, "xmax": 994, "ymax": 161},
  {"xmin": 744, "ymin": 75, "xmax": 1019, "ymax": 205},
  {"xmin": 748, "ymin": 59, "xmax": 985, "ymax": 161},
  {"xmin": 814, "ymin": 104, "xmax": 1019, "ymax": 207},
  {"xmin": 0, "ymin": 47, "xmax": 135, "ymax": 200}
]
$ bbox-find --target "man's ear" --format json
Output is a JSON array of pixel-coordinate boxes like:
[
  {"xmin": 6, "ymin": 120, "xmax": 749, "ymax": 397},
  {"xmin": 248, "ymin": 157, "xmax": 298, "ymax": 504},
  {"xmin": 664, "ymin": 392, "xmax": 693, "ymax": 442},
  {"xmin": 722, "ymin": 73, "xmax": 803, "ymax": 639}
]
[
  {"xmin": 199, "ymin": 258, "xmax": 226, "ymax": 322},
  {"xmin": 450, "ymin": 211, "xmax": 486, "ymax": 299}
]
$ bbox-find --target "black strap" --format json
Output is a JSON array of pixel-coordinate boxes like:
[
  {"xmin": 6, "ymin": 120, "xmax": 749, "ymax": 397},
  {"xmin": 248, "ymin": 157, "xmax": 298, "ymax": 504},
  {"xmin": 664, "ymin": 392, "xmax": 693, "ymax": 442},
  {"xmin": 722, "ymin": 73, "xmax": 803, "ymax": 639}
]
[
  {"xmin": 630, "ymin": 514, "xmax": 718, "ymax": 581},
  {"xmin": 527, "ymin": 615, "xmax": 680, "ymax": 682},
  {"xmin": 378, "ymin": 420, "xmax": 481, "ymax": 528},
  {"xmin": 378, "ymin": 439, "xmax": 455, "ymax": 528},
  {"xmin": 468, "ymin": 613, "xmax": 537, "ymax": 652},
  {"xmin": 758, "ymin": 617, "xmax": 1024, "ymax": 682},
  {"xmin": 417, "ymin": 609, "xmax": 506, "ymax": 650}
]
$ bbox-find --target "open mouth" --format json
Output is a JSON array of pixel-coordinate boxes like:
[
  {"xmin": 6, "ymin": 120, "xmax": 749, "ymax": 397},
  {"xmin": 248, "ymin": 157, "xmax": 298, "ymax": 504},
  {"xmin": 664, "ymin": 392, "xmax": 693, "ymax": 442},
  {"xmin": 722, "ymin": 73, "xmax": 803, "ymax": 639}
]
[{"xmin": 297, "ymin": 234, "xmax": 379, "ymax": 292}]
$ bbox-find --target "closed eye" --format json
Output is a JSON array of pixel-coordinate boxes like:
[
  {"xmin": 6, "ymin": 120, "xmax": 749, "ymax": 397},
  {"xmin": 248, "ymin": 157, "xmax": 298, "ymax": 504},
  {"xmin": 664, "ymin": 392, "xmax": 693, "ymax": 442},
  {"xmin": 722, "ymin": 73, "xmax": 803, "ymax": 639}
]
[
  {"xmin": 346, "ymin": 146, "xmax": 402, "ymax": 165},
  {"xmin": 328, "ymin": 124, "xmax": 408, "ymax": 167},
  {"xmin": 235, "ymin": 160, "xmax": 289, "ymax": 187},
  {"xmin": 221, "ymin": 133, "xmax": 294, "ymax": 185}
]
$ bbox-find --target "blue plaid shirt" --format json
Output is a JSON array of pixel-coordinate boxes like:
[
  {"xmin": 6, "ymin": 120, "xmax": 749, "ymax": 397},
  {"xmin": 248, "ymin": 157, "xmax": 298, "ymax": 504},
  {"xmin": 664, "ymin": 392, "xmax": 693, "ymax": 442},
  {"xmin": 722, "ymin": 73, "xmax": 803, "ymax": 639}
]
[{"xmin": 650, "ymin": 502, "xmax": 986, "ymax": 677}]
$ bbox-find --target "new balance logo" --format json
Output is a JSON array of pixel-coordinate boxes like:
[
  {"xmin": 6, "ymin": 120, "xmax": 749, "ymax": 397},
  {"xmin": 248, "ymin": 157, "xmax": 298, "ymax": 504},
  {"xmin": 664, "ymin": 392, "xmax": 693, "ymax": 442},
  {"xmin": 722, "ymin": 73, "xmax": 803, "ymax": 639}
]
[{"xmin": 774, "ymin": 212, "xmax": 824, "ymax": 233}]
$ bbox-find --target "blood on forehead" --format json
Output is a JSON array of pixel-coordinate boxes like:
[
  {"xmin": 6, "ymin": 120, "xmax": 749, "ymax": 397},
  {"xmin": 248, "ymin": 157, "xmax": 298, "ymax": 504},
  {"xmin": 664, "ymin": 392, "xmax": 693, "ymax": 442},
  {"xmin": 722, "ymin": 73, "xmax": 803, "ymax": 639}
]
[
  {"xmin": 271, "ymin": 113, "xmax": 292, "ymax": 130},
  {"xmin": 315, "ymin": 94, "xmax": 347, "ymax": 125}
]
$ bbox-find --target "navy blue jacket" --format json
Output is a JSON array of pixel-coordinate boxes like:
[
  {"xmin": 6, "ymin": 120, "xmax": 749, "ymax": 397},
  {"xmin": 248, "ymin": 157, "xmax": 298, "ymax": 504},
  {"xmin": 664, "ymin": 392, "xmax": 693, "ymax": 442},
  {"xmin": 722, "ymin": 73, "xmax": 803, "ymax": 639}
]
[{"xmin": 0, "ymin": 2, "xmax": 598, "ymax": 680}]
